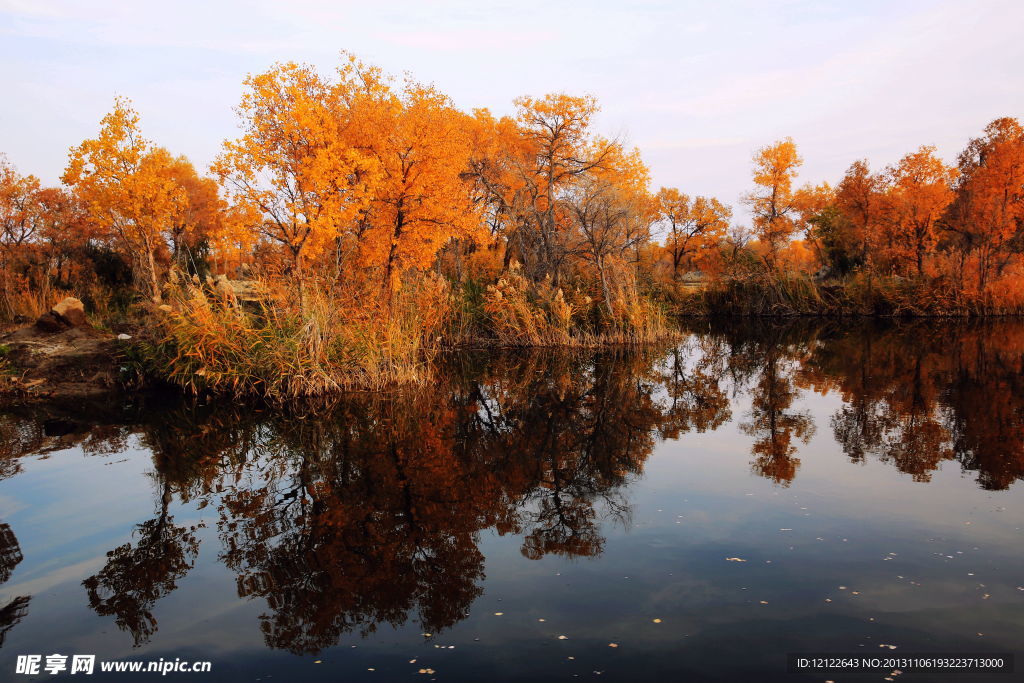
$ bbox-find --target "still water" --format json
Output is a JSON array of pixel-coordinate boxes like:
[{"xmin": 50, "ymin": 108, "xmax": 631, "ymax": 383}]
[{"xmin": 1, "ymin": 321, "xmax": 1022, "ymax": 681}]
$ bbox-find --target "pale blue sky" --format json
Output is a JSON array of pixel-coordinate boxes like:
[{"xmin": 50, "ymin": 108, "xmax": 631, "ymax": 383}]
[{"xmin": 1, "ymin": 0, "xmax": 1022, "ymax": 221}]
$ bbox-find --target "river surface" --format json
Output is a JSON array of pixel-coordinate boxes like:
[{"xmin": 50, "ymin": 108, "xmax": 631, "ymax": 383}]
[{"xmin": 1, "ymin": 320, "xmax": 1022, "ymax": 681}]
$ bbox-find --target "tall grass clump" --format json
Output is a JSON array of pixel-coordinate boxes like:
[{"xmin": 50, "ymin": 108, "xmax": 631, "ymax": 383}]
[
  {"xmin": 482, "ymin": 267, "xmax": 583, "ymax": 346},
  {"xmin": 695, "ymin": 271, "xmax": 834, "ymax": 316},
  {"xmin": 135, "ymin": 271, "xmax": 452, "ymax": 400},
  {"xmin": 0, "ymin": 278, "xmax": 76, "ymax": 324},
  {"xmin": 598, "ymin": 261, "xmax": 673, "ymax": 343},
  {"xmin": 480, "ymin": 263, "xmax": 674, "ymax": 347}
]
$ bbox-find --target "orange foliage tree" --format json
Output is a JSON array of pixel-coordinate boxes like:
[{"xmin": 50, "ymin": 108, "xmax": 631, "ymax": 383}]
[
  {"xmin": 352, "ymin": 79, "xmax": 483, "ymax": 295},
  {"xmin": 216, "ymin": 56, "xmax": 484, "ymax": 302},
  {"xmin": 0, "ymin": 156, "xmax": 43, "ymax": 311},
  {"xmin": 654, "ymin": 187, "xmax": 732, "ymax": 279},
  {"xmin": 943, "ymin": 117, "xmax": 1024, "ymax": 292},
  {"xmin": 213, "ymin": 60, "xmax": 378, "ymax": 297},
  {"xmin": 63, "ymin": 99, "xmax": 189, "ymax": 303},
  {"xmin": 877, "ymin": 146, "xmax": 956, "ymax": 277},
  {"xmin": 566, "ymin": 146, "xmax": 652, "ymax": 314},
  {"xmin": 834, "ymin": 159, "xmax": 884, "ymax": 271},
  {"xmin": 744, "ymin": 138, "xmax": 803, "ymax": 270},
  {"xmin": 164, "ymin": 154, "xmax": 225, "ymax": 273},
  {"xmin": 505, "ymin": 93, "xmax": 619, "ymax": 281},
  {"xmin": 792, "ymin": 182, "xmax": 835, "ymax": 269}
]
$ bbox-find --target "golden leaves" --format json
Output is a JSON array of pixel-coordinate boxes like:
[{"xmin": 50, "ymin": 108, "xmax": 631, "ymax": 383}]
[{"xmin": 61, "ymin": 98, "xmax": 198, "ymax": 301}]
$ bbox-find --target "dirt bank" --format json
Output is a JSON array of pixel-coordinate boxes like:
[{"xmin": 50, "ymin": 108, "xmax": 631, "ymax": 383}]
[{"xmin": 0, "ymin": 324, "xmax": 125, "ymax": 402}]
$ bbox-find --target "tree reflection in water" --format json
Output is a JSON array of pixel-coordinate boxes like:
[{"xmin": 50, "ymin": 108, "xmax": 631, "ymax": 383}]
[
  {"xmin": 0, "ymin": 321, "xmax": 1022, "ymax": 652},
  {"xmin": 0, "ymin": 522, "xmax": 29, "ymax": 648},
  {"xmin": 82, "ymin": 482, "xmax": 199, "ymax": 647}
]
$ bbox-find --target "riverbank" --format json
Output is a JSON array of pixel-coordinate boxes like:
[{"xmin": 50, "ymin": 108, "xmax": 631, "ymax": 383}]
[
  {"xmin": 668, "ymin": 271, "xmax": 1024, "ymax": 317},
  {"xmin": 5, "ymin": 274, "xmax": 1024, "ymax": 406},
  {"xmin": 0, "ymin": 323, "xmax": 125, "ymax": 402}
]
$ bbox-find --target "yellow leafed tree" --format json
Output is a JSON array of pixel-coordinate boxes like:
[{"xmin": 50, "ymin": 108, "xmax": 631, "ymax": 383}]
[
  {"xmin": 212, "ymin": 59, "xmax": 379, "ymax": 298},
  {"xmin": 351, "ymin": 79, "xmax": 483, "ymax": 295},
  {"xmin": 63, "ymin": 99, "xmax": 187, "ymax": 303},
  {"xmin": 745, "ymin": 138, "xmax": 802, "ymax": 271}
]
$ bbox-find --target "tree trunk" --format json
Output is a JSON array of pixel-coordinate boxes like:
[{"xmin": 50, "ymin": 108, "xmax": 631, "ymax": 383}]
[
  {"xmin": 598, "ymin": 255, "xmax": 615, "ymax": 319},
  {"xmin": 294, "ymin": 250, "xmax": 305, "ymax": 313},
  {"xmin": 146, "ymin": 247, "xmax": 162, "ymax": 304}
]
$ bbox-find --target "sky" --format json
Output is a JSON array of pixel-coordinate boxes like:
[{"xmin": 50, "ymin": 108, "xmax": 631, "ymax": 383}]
[{"xmin": 1, "ymin": 0, "xmax": 1022, "ymax": 223}]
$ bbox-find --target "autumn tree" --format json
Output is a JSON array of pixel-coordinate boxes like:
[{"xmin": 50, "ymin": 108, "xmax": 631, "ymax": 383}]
[
  {"xmin": 824, "ymin": 159, "xmax": 885, "ymax": 276},
  {"xmin": 0, "ymin": 156, "xmax": 42, "ymax": 251},
  {"xmin": 837, "ymin": 161, "xmax": 882, "ymax": 259},
  {"xmin": 63, "ymin": 99, "xmax": 189, "ymax": 303},
  {"xmin": 163, "ymin": 155, "xmax": 225, "ymax": 276},
  {"xmin": 792, "ymin": 182, "xmax": 835, "ymax": 270},
  {"xmin": 465, "ymin": 109, "xmax": 531, "ymax": 232},
  {"xmin": 352, "ymin": 79, "xmax": 483, "ymax": 295},
  {"xmin": 213, "ymin": 59, "xmax": 378, "ymax": 298},
  {"xmin": 566, "ymin": 147, "xmax": 652, "ymax": 315},
  {"xmin": 655, "ymin": 187, "xmax": 732, "ymax": 279},
  {"xmin": 744, "ymin": 138, "xmax": 802, "ymax": 270},
  {"xmin": 943, "ymin": 117, "xmax": 1024, "ymax": 291},
  {"xmin": 0, "ymin": 156, "xmax": 43, "ymax": 311},
  {"xmin": 879, "ymin": 146, "xmax": 956, "ymax": 277},
  {"xmin": 505, "ymin": 93, "xmax": 618, "ymax": 281}
]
